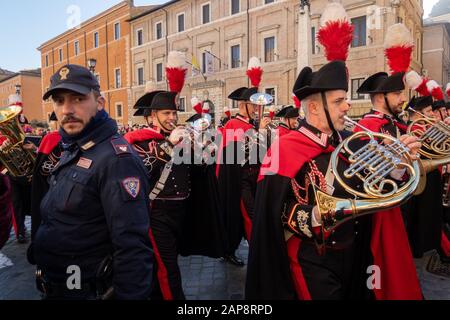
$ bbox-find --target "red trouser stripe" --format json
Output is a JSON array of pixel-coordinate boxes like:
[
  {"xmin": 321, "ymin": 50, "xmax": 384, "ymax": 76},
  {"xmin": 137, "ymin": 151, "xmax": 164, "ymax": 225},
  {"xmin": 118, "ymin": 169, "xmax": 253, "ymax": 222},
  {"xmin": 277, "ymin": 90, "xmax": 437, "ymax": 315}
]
[
  {"xmin": 286, "ymin": 236, "xmax": 312, "ymax": 300},
  {"xmin": 442, "ymin": 230, "xmax": 450, "ymax": 257},
  {"xmin": 240, "ymin": 199, "xmax": 252, "ymax": 241},
  {"xmin": 148, "ymin": 229, "xmax": 173, "ymax": 300}
]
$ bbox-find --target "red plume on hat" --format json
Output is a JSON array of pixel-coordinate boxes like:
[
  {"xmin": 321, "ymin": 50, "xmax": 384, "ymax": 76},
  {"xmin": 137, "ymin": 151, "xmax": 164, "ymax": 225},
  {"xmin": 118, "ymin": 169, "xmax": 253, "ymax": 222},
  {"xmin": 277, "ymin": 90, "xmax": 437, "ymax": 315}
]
[
  {"xmin": 202, "ymin": 102, "xmax": 210, "ymax": 114},
  {"xmin": 191, "ymin": 96, "xmax": 202, "ymax": 114},
  {"xmin": 166, "ymin": 51, "xmax": 187, "ymax": 93},
  {"xmin": 405, "ymin": 70, "xmax": 430, "ymax": 96},
  {"xmin": 292, "ymin": 93, "xmax": 301, "ymax": 108},
  {"xmin": 246, "ymin": 57, "xmax": 263, "ymax": 88},
  {"xmin": 223, "ymin": 107, "xmax": 231, "ymax": 118},
  {"xmin": 384, "ymin": 23, "xmax": 414, "ymax": 74},
  {"xmin": 8, "ymin": 94, "xmax": 22, "ymax": 107},
  {"xmin": 427, "ymin": 80, "xmax": 445, "ymax": 101},
  {"xmin": 317, "ymin": 3, "xmax": 354, "ymax": 62}
]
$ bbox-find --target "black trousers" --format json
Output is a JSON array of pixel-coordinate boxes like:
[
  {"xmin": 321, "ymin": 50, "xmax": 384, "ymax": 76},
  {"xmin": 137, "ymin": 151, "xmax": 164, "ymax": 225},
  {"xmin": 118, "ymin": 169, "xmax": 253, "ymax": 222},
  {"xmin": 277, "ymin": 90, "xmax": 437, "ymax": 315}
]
[
  {"xmin": 241, "ymin": 166, "xmax": 259, "ymax": 221},
  {"xmin": 10, "ymin": 177, "xmax": 31, "ymax": 237},
  {"xmin": 149, "ymin": 199, "xmax": 186, "ymax": 300}
]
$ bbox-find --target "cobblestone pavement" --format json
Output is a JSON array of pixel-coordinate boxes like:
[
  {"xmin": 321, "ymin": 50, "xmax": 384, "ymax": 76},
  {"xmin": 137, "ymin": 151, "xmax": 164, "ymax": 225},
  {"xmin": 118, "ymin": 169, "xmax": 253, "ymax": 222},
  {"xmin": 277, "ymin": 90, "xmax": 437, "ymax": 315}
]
[{"xmin": 0, "ymin": 218, "xmax": 449, "ymax": 300}]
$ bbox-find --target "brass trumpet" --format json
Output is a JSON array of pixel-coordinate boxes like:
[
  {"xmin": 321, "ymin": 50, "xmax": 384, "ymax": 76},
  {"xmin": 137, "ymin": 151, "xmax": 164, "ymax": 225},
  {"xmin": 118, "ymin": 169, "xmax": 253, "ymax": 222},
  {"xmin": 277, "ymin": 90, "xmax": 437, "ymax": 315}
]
[
  {"xmin": 314, "ymin": 116, "xmax": 421, "ymax": 231},
  {"xmin": 0, "ymin": 105, "xmax": 36, "ymax": 178}
]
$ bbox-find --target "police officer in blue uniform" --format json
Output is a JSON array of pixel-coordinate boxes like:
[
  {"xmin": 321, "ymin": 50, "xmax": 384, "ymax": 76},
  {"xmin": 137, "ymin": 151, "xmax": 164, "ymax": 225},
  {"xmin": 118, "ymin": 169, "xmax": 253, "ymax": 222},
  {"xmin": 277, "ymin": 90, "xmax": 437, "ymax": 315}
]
[{"xmin": 34, "ymin": 64, "xmax": 153, "ymax": 300}]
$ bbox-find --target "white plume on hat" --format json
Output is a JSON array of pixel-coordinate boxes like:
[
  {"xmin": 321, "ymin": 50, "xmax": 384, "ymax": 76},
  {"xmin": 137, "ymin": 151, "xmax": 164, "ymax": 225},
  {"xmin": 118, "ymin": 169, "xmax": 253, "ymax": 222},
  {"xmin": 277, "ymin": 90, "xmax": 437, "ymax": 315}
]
[
  {"xmin": 383, "ymin": 23, "xmax": 414, "ymax": 49},
  {"xmin": 167, "ymin": 51, "xmax": 186, "ymax": 68},
  {"xmin": 248, "ymin": 56, "xmax": 261, "ymax": 69},
  {"xmin": 446, "ymin": 83, "xmax": 450, "ymax": 95},
  {"xmin": 320, "ymin": 2, "xmax": 348, "ymax": 26},
  {"xmin": 223, "ymin": 107, "xmax": 230, "ymax": 112},
  {"xmin": 426, "ymin": 80, "xmax": 440, "ymax": 93},
  {"xmin": 405, "ymin": 71, "xmax": 423, "ymax": 90},
  {"xmin": 202, "ymin": 102, "xmax": 210, "ymax": 111},
  {"xmin": 191, "ymin": 96, "xmax": 199, "ymax": 106}
]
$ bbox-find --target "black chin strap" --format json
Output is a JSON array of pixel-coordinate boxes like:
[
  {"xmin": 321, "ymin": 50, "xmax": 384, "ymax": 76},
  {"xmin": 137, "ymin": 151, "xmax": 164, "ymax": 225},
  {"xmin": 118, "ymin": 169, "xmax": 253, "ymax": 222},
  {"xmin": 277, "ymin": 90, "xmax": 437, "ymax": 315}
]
[
  {"xmin": 321, "ymin": 92, "xmax": 338, "ymax": 141},
  {"xmin": 156, "ymin": 113, "xmax": 173, "ymax": 133}
]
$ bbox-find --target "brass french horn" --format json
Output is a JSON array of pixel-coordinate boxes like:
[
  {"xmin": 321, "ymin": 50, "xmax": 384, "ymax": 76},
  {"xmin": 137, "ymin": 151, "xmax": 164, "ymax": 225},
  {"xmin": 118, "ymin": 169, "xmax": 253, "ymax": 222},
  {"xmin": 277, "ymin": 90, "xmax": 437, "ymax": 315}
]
[
  {"xmin": 314, "ymin": 116, "xmax": 421, "ymax": 231},
  {"xmin": 0, "ymin": 105, "xmax": 36, "ymax": 178},
  {"xmin": 407, "ymin": 107, "xmax": 450, "ymax": 172}
]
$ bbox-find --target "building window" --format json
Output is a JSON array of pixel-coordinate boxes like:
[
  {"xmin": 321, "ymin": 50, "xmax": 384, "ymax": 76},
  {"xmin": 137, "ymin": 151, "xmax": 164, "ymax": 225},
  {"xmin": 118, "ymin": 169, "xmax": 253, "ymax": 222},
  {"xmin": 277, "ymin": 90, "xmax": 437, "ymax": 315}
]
[
  {"xmin": 137, "ymin": 67, "xmax": 144, "ymax": 86},
  {"xmin": 45, "ymin": 55, "xmax": 49, "ymax": 67},
  {"xmin": 264, "ymin": 36, "xmax": 275, "ymax": 62},
  {"xmin": 265, "ymin": 87, "xmax": 276, "ymax": 104},
  {"xmin": 265, "ymin": 0, "xmax": 274, "ymax": 3},
  {"xmin": 156, "ymin": 63, "xmax": 163, "ymax": 82},
  {"xmin": 351, "ymin": 16, "xmax": 366, "ymax": 48},
  {"xmin": 231, "ymin": 0, "xmax": 240, "ymax": 15},
  {"xmin": 74, "ymin": 41, "xmax": 79, "ymax": 56},
  {"xmin": 231, "ymin": 45, "xmax": 240, "ymax": 68},
  {"xmin": 232, "ymin": 100, "xmax": 239, "ymax": 109},
  {"xmin": 94, "ymin": 32, "xmax": 99, "ymax": 48},
  {"xmin": 177, "ymin": 13, "xmax": 185, "ymax": 32},
  {"xmin": 202, "ymin": 3, "xmax": 210, "ymax": 24},
  {"xmin": 397, "ymin": 16, "xmax": 403, "ymax": 24},
  {"xmin": 179, "ymin": 97, "xmax": 186, "ymax": 112},
  {"xmin": 311, "ymin": 27, "xmax": 316, "ymax": 54},
  {"xmin": 136, "ymin": 29, "xmax": 143, "ymax": 46},
  {"xmin": 116, "ymin": 104, "xmax": 123, "ymax": 118},
  {"xmin": 59, "ymin": 48, "xmax": 63, "ymax": 62},
  {"xmin": 115, "ymin": 69, "xmax": 121, "ymax": 88},
  {"xmin": 114, "ymin": 22, "xmax": 121, "ymax": 40},
  {"xmin": 202, "ymin": 52, "xmax": 207, "ymax": 74},
  {"xmin": 156, "ymin": 22, "xmax": 163, "ymax": 39},
  {"xmin": 351, "ymin": 78, "xmax": 365, "ymax": 100}
]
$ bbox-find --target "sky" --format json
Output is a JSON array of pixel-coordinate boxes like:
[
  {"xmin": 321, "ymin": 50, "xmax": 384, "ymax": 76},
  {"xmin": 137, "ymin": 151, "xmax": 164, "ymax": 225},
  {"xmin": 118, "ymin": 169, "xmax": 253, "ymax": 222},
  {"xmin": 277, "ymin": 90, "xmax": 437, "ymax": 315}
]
[
  {"xmin": 0, "ymin": 0, "xmax": 441, "ymax": 72},
  {"xmin": 0, "ymin": 0, "xmax": 160, "ymax": 72}
]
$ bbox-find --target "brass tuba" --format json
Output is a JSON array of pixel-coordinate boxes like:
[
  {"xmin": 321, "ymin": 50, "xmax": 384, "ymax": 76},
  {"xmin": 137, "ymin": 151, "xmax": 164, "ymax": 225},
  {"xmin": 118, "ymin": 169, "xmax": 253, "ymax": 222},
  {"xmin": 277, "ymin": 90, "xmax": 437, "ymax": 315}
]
[
  {"xmin": 0, "ymin": 105, "xmax": 36, "ymax": 178},
  {"xmin": 314, "ymin": 116, "xmax": 421, "ymax": 231}
]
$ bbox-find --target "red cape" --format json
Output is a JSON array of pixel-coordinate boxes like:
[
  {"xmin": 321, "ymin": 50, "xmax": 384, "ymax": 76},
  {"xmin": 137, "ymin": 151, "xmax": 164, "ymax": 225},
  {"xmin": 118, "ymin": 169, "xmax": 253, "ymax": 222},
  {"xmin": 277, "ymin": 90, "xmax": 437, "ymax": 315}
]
[
  {"xmin": 356, "ymin": 116, "xmax": 422, "ymax": 300},
  {"xmin": 124, "ymin": 128, "xmax": 164, "ymax": 144},
  {"xmin": 38, "ymin": 132, "xmax": 61, "ymax": 155}
]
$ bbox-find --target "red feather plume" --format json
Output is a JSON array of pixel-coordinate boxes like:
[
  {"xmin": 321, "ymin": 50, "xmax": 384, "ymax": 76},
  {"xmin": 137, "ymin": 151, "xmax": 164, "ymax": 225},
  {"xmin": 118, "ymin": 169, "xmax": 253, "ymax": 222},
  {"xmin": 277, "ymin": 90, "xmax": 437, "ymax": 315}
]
[
  {"xmin": 292, "ymin": 94, "xmax": 301, "ymax": 108},
  {"xmin": 431, "ymin": 87, "xmax": 445, "ymax": 101},
  {"xmin": 193, "ymin": 103, "xmax": 202, "ymax": 114},
  {"xmin": 246, "ymin": 67, "xmax": 263, "ymax": 88},
  {"xmin": 317, "ymin": 20, "xmax": 354, "ymax": 62},
  {"xmin": 416, "ymin": 78, "xmax": 430, "ymax": 96},
  {"xmin": 385, "ymin": 46, "xmax": 413, "ymax": 74},
  {"xmin": 165, "ymin": 67, "xmax": 187, "ymax": 93}
]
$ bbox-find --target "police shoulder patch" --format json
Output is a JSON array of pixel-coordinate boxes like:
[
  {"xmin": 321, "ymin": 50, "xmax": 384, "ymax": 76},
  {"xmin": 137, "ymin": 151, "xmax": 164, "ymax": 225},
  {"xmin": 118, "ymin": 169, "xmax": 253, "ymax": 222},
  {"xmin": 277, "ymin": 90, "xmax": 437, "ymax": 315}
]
[
  {"xmin": 121, "ymin": 177, "xmax": 140, "ymax": 198},
  {"xmin": 111, "ymin": 138, "xmax": 131, "ymax": 155}
]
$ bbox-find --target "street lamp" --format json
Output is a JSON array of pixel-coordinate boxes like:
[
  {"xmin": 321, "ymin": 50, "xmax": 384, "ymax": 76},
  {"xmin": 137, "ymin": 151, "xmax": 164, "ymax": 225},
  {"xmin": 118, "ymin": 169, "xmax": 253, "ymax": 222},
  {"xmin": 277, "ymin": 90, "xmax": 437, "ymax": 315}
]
[
  {"xmin": 87, "ymin": 58, "xmax": 97, "ymax": 73},
  {"xmin": 15, "ymin": 84, "xmax": 21, "ymax": 95}
]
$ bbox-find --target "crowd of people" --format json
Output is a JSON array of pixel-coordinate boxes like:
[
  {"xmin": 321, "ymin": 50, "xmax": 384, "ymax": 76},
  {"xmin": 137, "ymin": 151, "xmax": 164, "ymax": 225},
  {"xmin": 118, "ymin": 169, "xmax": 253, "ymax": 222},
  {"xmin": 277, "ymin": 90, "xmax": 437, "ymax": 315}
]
[{"xmin": 0, "ymin": 3, "xmax": 449, "ymax": 301}]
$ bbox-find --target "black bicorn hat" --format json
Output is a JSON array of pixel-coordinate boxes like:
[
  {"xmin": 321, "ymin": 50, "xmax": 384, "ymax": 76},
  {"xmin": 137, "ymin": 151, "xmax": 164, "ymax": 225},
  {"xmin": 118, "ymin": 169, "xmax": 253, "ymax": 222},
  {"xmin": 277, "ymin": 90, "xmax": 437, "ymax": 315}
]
[
  {"xmin": 276, "ymin": 105, "xmax": 299, "ymax": 119},
  {"xmin": 446, "ymin": 101, "xmax": 450, "ymax": 110},
  {"xmin": 293, "ymin": 61, "xmax": 349, "ymax": 101},
  {"xmin": 186, "ymin": 113, "xmax": 203, "ymax": 123},
  {"xmin": 357, "ymin": 72, "xmax": 405, "ymax": 94},
  {"xmin": 407, "ymin": 95, "xmax": 433, "ymax": 112},
  {"xmin": 228, "ymin": 87, "xmax": 258, "ymax": 101},
  {"xmin": 149, "ymin": 91, "xmax": 179, "ymax": 111},
  {"xmin": 133, "ymin": 90, "xmax": 166, "ymax": 117},
  {"xmin": 432, "ymin": 99, "xmax": 447, "ymax": 111},
  {"xmin": 43, "ymin": 64, "xmax": 101, "ymax": 100}
]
